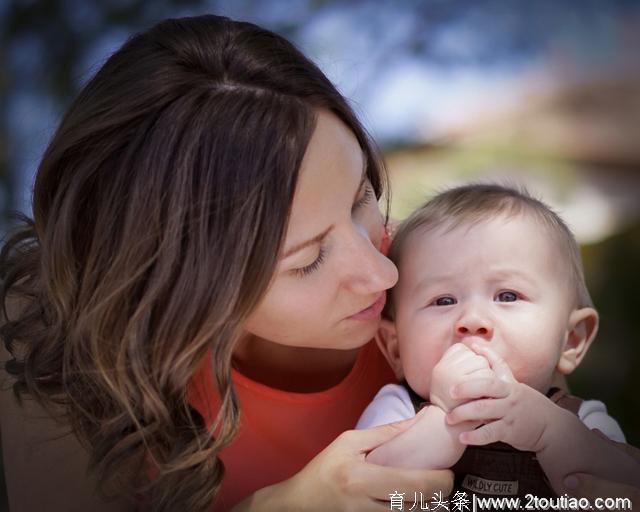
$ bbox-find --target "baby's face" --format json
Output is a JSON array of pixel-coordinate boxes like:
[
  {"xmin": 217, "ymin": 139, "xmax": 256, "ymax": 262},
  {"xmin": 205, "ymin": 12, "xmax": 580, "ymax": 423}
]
[{"xmin": 392, "ymin": 214, "xmax": 575, "ymax": 398}]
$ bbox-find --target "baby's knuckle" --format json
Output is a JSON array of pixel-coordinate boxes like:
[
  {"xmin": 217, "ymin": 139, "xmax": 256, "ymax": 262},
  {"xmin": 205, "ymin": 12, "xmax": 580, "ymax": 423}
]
[
  {"xmin": 481, "ymin": 427, "xmax": 494, "ymax": 443},
  {"xmin": 493, "ymin": 381, "xmax": 506, "ymax": 395},
  {"xmin": 475, "ymin": 400, "xmax": 487, "ymax": 413}
]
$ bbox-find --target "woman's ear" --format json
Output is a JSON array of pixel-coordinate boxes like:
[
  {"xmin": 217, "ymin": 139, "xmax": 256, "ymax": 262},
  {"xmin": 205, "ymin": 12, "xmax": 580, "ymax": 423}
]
[
  {"xmin": 557, "ymin": 307, "xmax": 599, "ymax": 375},
  {"xmin": 375, "ymin": 319, "xmax": 404, "ymax": 380}
]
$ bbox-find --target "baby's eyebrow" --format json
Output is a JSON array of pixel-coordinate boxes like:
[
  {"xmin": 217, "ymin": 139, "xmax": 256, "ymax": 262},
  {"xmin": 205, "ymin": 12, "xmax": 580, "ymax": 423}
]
[
  {"xmin": 413, "ymin": 269, "xmax": 538, "ymax": 294},
  {"xmin": 413, "ymin": 273, "xmax": 456, "ymax": 294},
  {"xmin": 487, "ymin": 269, "xmax": 538, "ymax": 286}
]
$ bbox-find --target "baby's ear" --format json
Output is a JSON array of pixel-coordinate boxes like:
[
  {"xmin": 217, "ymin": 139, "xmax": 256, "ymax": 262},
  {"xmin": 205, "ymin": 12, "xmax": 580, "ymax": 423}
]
[
  {"xmin": 557, "ymin": 307, "xmax": 599, "ymax": 375},
  {"xmin": 375, "ymin": 319, "xmax": 404, "ymax": 380}
]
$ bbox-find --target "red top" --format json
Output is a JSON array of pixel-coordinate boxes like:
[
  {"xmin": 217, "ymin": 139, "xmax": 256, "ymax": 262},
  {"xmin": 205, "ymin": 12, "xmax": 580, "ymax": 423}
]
[{"xmin": 186, "ymin": 339, "xmax": 396, "ymax": 510}]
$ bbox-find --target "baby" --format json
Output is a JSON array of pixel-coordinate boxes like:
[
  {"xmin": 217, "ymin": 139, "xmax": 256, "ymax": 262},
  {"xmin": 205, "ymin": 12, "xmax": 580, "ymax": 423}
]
[{"xmin": 358, "ymin": 184, "xmax": 639, "ymax": 498}]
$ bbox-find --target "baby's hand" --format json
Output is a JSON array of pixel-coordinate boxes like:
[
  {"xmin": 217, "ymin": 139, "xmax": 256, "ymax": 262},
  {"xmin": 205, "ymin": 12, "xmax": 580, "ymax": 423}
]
[
  {"xmin": 445, "ymin": 343, "xmax": 557, "ymax": 453},
  {"xmin": 430, "ymin": 343, "xmax": 495, "ymax": 412}
]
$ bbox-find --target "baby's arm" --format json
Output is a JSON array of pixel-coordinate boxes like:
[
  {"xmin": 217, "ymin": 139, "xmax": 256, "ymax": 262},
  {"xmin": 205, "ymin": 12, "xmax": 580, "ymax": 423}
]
[
  {"xmin": 366, "ymin": 404, "xmax": 472, "ymax": 469},
  {"xmin": 364, "ymin": 344, "xmax": 492, "ymax": 469},
  {"xmin": 446, "ymin": 343, "xmax": 640, "ymax": 493}
]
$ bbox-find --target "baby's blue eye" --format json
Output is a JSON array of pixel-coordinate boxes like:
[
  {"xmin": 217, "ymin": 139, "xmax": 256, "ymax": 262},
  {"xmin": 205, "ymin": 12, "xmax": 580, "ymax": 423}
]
[
  {"xmin": 432, "ymin": 296, "xmax": 457, "ymax": 306},
  {"xmin": 496, "ymin": 291, "xmax": 518, "ymax": 302}
]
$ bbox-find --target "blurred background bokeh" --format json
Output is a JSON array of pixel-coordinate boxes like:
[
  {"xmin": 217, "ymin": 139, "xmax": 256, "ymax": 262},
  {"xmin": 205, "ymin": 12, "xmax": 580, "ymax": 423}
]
[{"xmin": 1, "ymin": 0, "xmax": 639, "ymax": 507}]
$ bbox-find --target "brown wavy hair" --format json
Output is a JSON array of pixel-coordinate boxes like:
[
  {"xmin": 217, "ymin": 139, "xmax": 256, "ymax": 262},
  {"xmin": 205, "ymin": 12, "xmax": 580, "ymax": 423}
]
[{"xmin": 0, "ymin": 15, "xmax": 388, "ymax": 511}]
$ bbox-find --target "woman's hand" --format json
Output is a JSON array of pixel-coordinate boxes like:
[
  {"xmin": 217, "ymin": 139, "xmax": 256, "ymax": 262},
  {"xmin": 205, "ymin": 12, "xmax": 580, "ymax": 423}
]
[
  {"xmin": 564, "ymin": 474, "xmax": 640, "ymax": 507},
  {"xmin": 234, "ymin": 418, "xmax": 453, "ymax": 511},
  {"xmin": 563, "ymin": 434, "xmax": 640, "ymax": 506}
]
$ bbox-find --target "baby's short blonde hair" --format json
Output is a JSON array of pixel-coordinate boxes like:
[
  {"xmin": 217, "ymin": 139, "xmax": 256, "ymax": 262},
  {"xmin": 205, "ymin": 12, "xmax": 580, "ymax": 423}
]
[{"xmin": 385, "ymin": 183, "xmax": 593, "ymax": 318}]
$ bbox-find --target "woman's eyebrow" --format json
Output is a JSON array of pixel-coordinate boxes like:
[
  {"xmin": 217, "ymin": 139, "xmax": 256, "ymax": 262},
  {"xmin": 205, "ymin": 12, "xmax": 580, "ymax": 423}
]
[
  {"xmin": 282, "ymin": 160, "xmax": 366, "ymax": 260},
  {"xmin": 282, "ymin": 225, "xmax": 334, "ymax": 259}
]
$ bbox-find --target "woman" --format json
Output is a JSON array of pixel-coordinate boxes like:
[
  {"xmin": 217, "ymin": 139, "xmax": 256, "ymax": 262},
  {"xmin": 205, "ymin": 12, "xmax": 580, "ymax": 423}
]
[{"xmin": 0, "ymin": 15, "xmax": 451, "ymax": 511}]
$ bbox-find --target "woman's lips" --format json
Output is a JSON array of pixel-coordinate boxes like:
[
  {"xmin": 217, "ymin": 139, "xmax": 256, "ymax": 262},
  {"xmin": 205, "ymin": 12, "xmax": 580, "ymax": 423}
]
[{"xmin": 347, "ymin": 293, "xmax": 386, "ymax": 321}]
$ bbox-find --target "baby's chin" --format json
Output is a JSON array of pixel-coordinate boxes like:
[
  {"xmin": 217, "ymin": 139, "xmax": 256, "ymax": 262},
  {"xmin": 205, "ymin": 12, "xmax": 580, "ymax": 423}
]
[{"xmin": 408, "ymin": 380, "xmax": 430, "ymax": 401}]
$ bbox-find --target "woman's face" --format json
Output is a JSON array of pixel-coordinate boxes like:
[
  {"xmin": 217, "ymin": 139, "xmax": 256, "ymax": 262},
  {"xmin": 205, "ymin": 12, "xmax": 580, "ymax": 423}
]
[{"xmin": 243, "ymin": 110, "xmax": 398, "ymax": 350}]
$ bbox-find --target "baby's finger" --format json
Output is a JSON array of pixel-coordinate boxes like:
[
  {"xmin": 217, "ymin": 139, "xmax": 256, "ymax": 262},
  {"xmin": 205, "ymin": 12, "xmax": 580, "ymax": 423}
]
[
  {"xmin": 439, "ymin": 343, "xmax": 472, "ymax": 366},
  {"xmin": 459, "ymin": 420, "xmax": 505, "ymax": 446},
  {"xmin": 467, "ymin": 368, "xmax": 496, "ymax": 381},
  {"xmin": 470, "ymin": 343, "xmax": 515, "ymax": 383},
  {"xmin": 451, "ymin": 377, "xmax": 509, "ymax": 401},
  {"xmin": 446, "ymin": 399, "xmax": 505, "ymax": 425}
]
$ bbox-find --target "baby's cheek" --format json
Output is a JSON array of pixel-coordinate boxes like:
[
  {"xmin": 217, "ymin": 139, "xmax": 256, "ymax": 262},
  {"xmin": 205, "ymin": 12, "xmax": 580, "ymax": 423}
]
[
  {"xmin": 403, "ymin": 352, "xmax": 440, "ymax": 399},
  {"xmin": 510, "ymin": 357, "xmax": 557, "ymax": 392}
]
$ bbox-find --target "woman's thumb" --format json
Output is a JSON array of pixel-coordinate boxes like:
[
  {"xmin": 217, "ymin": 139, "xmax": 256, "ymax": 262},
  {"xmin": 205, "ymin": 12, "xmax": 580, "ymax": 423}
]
[
  {"xmin": 351, "ymin": 416, "xmax": 418, "ymax": 453},
  {"xmin": 564, "ymin": 473, "xmax": 640, "ymax": 503}
]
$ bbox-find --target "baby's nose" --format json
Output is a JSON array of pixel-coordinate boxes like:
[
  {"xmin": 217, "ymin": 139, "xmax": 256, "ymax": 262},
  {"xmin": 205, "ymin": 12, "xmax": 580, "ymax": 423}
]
[
  {"xmin": 457, "ymin": 325, "xmax": 491, "ymax": 336},
  {"xmin": 455, "ymin": 315, "xmax": 493, "ymax": 340}
]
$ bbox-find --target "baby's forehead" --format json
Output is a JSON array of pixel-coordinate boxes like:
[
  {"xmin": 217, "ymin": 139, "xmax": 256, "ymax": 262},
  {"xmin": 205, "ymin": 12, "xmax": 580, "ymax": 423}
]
[{"xmin": 396, "ymin": 212, "xmax": 566, "ymax": 275}]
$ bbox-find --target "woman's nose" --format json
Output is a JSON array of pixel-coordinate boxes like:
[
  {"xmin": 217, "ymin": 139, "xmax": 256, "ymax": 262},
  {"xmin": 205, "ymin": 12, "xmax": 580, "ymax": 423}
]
[
  {"xmin": 341, "ymin": 225, "xmax": 398, "ymax": 295},
  {"xmin": 454, "ymin": 307, "xmax": 494, "ymax": 340}
]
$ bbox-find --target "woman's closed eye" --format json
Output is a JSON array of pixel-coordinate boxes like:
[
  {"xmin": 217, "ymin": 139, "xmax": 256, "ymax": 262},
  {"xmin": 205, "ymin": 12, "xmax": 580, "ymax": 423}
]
[
  {"xmin": 352, "ymin": 182, "xmax": 373, "ymax": 211},
  {"xmin": 292, "ymin": 180, "xmax": 375, "ymax": 279},
  {"xmin": 293, "ymin": 247, "xmax": 327, "ymax": 278}
]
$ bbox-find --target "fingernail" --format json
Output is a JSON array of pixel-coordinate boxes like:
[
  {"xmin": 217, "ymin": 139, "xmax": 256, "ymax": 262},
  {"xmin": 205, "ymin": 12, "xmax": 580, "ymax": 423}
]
[{"xmin": 564, "ymin": 475, "xmax": 579, "ymax": 490}]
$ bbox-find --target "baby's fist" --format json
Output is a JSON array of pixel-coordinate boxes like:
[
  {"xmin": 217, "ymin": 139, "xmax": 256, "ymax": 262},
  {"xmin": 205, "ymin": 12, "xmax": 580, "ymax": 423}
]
[{"xmin": 430, "ymin": 343, "xmax": 493, "ymax": 412}]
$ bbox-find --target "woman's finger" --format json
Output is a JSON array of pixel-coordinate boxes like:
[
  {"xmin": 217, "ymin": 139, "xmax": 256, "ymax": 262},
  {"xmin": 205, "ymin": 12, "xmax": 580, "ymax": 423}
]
[
  {"xmin": 469, "ymin": 343, "xmax": 515, "ymax": 382},
  {"xmin": 564, "ymin": 473, "xmax": 640, "ymax": 504},
  {"xmin": 341, "ymin": 417, "xmax": 419, "ymax": 454},
  {"xmin": 446, "ymin": 399, "xmax": 504, "ymax": 425},
  {"xmin": 451, "ymin": 376, "xmax": 509, "ymax": 401}
]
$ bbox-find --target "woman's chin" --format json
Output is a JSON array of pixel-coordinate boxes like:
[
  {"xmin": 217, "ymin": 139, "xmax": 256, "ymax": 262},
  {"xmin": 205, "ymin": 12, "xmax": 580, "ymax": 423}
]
[{"xmin": 337, "ymin": 316, "xmax": 381, "ymax": 348}]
